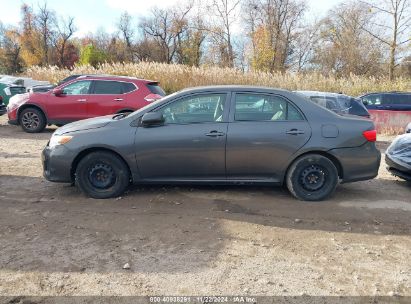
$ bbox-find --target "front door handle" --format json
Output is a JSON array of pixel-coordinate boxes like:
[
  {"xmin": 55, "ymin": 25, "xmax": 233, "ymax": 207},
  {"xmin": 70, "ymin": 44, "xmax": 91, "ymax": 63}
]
[
  {"xmin": 286, "ymin": 129, "xmax": 305, "ymax": 135},
  {"xmin": 205, "ymin": 130, "xmax": 225, "ymax": 137},
  {"xmin": 77, "ymin": 99, "xmax": 86, "ymax": 102},
  {"xmin": 114, "ymin": 98, "xmax": 123, "ymax": 101}
]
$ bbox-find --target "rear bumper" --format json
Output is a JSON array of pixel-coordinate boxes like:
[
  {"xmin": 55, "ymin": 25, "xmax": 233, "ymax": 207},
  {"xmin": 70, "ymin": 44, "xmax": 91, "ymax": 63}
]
[
  {"xmin": 329, "ymin": 142, "xmax": 381, "ymax": 183},
  {"xmin": 42, "ymin": 145, "xmax": 75, "ymax": 183},
  {"xmin": 385, "ymin": 154, "xmax": 411, "ymax": 181}
]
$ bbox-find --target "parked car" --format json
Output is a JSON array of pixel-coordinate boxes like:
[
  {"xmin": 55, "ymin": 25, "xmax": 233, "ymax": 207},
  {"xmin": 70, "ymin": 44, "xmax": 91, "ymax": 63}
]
[
  {"xmin": 359, "ymin": 92, "xmax": 411, "ymax": 111},
  {"xmin": 0, "ymin": 96, "xmax": 6, "ymax": 115},
  {"xmin": 0, "ymin": 82, "xmax": 26, "ymax": 105},
  {"xmin": 7, "ymin": 75, "xmax": 165, "ymax": 133},
  {"xmin": 27, "ymin": 84, "xmax": 56, "ymax": 93},
  {"xmin": 42, "ymin": 86, "xmax": 381, "ymax": 201},
  {"xmin": 406, "ymin": 122, "xmax": 411, "ymax": 133},
  {"xmin": 0, "ymin": 76, "xmax": 50, "ymax": 88},
  {"xmin": 386, "ymin": 133, "xmax": 411, "ymax": 181},
  {"xmin": 297, "ymin": 91, "xmax": 370, "ymax": 118}
]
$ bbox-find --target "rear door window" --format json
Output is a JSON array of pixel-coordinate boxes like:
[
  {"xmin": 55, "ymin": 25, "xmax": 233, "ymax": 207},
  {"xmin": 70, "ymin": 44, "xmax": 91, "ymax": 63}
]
[
  {"xmin": 234, "ymin": 93, "xmax": 304, "ymax": 121},
  {"xmin": 147, "ymin": 83, "xmax": 166, "ymax": 96},
  {"xmin": 92, "ymin": 81, "xmax": 124, "ymax": 94}
]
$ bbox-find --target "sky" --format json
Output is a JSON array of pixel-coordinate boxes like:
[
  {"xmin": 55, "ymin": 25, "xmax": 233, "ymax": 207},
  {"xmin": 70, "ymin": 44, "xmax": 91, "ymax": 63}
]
[{"xmin": 0, "ymin": 0, "xmax": 345, "ymax": 37}]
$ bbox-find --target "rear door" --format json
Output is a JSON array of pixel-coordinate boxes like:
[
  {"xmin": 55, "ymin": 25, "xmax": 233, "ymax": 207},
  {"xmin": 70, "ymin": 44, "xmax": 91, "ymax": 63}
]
[
  {"xmin": 226, "ymin": 92, "xmax": 311, "ymax": 182},
  {"xmin": 87, "ymin": 80, "xmax": 130, "ymax": 117},
  {"xmin": 46, "ymin": 80, "xmax": 91, "ymax": 122}
]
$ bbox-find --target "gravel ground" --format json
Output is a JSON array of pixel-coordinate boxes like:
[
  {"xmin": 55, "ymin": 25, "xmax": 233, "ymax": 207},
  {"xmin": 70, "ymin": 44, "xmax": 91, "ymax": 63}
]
[{"xmin": 0, "ymin": 115, "xmax": 410, "ymax": 297}]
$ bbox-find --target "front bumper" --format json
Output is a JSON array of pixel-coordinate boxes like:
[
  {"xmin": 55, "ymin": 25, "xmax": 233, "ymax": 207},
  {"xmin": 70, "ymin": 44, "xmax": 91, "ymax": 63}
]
[
  {"xmin": 385, "ymin": 154, "xmax": 411, "ymax": 181},
  {"xmin": 42, "ymin": 145, "xmax": 76, "ymax": 183},
  {"xmin": 329, "ymin": 142, "xmax": 381, "ymax": 183},
  {"xmin": 7, "ymin": 107, "xmax": 18, "ymax": 124}
]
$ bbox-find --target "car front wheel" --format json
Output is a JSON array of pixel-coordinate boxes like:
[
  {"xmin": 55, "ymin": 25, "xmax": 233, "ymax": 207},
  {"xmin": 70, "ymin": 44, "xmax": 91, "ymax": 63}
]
[
  {"xmin": 286, "ymin": 154, "xmax": 339, "ymax": 201},
  {"xmin": 75, "ymin": 151, "xmax": 130, "ymax": 199},
  {"xmin": 19, "ymin": 107, "xmax": 46, "ymax": 133}
]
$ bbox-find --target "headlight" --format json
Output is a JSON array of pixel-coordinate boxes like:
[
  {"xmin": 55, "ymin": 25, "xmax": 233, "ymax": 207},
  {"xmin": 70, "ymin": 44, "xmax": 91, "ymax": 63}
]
[{"xmin": 49, "ymin": 135, "xmax": 73, "ymax": 148}]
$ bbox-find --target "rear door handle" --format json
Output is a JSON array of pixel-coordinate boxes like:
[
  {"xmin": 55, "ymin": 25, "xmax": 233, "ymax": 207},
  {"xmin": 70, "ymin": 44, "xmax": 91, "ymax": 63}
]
[
  {"xmin": 205, "ymin": 130, "xmax": 225, "ymax": 137},
  {"xmin": 286, "ymin": 129, "xmax": 305, "ymax": 135},
  {"xmin": 77, "ymin": 99, "xmax": 86, "ymax": 102},
  {"xmin": 114, "ymin": 98, "xmax": 123, "ymax": 101}
]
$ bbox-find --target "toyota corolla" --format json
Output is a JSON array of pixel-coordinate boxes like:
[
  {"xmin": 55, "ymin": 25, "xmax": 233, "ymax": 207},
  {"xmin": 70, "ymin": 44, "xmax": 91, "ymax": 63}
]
[{"xmin": 42, "ymin": 86, "xmax": 381, "ymax": 201}]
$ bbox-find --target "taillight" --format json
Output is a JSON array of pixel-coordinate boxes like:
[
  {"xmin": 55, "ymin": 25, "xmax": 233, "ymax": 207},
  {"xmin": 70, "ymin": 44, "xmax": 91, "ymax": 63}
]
[
  {"xmin": 363, "ymin": 129, "xmax": 377, "ymax": 142},
  {"xmin": 144, "ymin": 93, "xmax": 162, "ymax": 103}
]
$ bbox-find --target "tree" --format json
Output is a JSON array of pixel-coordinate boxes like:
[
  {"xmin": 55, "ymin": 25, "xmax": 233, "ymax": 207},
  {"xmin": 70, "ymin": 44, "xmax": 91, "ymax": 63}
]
[
  {"xmin": 243, "ymin": 0, "xmax": 307, "ymax": 72},
  {"xmin": 208, "ymin": 0, "xmax": 241, "ymax": 67},
  {"xmin": 117, "ymin": 11, "xmax": 135, "ymax": 62},
  {"xmin": 35, "ymin": 2, "xmax": 56, "ymax": 65},
  {"xmin": 140, "ymin": 3, "xmax": 193, "ymax": 63},
  {"xmin": 78, "ymin": 44, "xmax": 107, "ymax": 67},
  {"xmin": 360, "ymin": 0, "xmax": 411, "ymax": 80},
  {"xmin": 53, "ymin": 17, "xmax": 76, "ymax": 67},
  {"xmin": 312, "ymin": 2, "xmax": 385, "ymax": 77},
  {"xmin": 0, "ymin": 24, "xmax": 24, "ymax": 73}
]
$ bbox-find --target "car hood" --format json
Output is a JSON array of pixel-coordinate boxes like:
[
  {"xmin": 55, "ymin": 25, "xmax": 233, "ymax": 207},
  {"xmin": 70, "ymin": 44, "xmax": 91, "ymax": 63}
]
[
  {"xmin": 386, "ymin": 133, "xmax": 411, "ymax": 169},
  {"xmin": 55, "ymin": 115, "xmax": 113, "ymax": 135}
]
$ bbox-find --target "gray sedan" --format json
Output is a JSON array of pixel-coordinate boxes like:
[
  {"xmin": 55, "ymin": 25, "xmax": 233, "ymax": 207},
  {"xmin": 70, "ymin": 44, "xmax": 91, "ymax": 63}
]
[{"xmin": 42, "ymin": 86, "xmax": 381, "ymax": 201}]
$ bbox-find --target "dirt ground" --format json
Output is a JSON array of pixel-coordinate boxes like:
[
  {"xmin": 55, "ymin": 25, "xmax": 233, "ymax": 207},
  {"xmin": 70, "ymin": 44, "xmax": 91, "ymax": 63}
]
[{"xmin": 0, "ymin": 115, "xmax": 410, "ymax": 297}]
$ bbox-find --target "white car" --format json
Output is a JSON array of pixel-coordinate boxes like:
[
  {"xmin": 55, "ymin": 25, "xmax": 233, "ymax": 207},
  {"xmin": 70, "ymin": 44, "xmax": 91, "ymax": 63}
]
[{"xmin": 0, "ymin": 76, "xmax": 50, "ymax": 90}]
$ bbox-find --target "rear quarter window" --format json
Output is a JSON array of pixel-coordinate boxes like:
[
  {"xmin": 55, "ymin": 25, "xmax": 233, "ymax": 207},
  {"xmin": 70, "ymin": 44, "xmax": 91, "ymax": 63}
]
[{"xmin": 147, "ymin": 83, "xmax": 166, "ymax": 96}]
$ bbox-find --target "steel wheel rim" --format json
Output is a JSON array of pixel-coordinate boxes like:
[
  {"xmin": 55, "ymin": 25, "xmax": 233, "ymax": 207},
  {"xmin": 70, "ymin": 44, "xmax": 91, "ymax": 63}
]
[
  {"xmin": 299, "ymin": 165, "xmax": 326, "ymax": 191},
  {"xmin": 88, "ymin": 163, "xmax": 116, "ymax": 189},
  {"xmin": 22, "ymin": 112, "xmax": 40, "ymax": 130}
]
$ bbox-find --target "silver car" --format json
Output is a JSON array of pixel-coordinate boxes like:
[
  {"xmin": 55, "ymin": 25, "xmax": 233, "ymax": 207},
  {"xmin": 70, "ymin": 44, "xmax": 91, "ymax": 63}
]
[{"xmin": 42, "ymin": 86, "xmax": 381, "ymax": 201}]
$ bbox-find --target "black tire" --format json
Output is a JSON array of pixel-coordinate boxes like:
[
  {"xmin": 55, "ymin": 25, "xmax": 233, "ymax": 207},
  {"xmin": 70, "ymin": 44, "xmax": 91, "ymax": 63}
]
[
  {"xmin": 75, "ymin": 151, "xmax": 130, "ymax": 199},
  {"xmin": 19, "ymin": 107, "xmax": 46, "ymax": 133},
  {"xmin": 286, "ymin": 154, "xmax": 339, "ymax": 201}
]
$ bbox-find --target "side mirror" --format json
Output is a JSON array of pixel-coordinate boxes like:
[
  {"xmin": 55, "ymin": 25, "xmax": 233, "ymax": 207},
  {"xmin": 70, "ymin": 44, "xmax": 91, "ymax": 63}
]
[
  {"xmin": 52, "ymin": 88, "xmax": 64, "ymax": 96},
  {"xmin": 141, "ymin": 112, "xmax": 165, "ymax": 127}
]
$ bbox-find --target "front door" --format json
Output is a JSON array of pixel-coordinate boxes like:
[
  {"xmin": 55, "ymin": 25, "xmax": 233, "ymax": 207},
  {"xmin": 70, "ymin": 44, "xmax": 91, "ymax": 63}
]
[
  {"xmin": 226, "ymin": 92, "xmax": 311, "ymax": 182},
  {"xmin": 46, "ymin": 80, "xmax": 91, "ymax": 122},
  {"xmin": 134, "ymin": 92, "xmax": 229, "ymax": 180}
]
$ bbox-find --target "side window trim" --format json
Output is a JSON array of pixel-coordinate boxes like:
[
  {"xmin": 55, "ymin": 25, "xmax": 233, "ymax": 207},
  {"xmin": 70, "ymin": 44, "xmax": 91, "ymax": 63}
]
[{"xmin": 228, "ymin": 92, "xmax": 306, "ymax": 122}]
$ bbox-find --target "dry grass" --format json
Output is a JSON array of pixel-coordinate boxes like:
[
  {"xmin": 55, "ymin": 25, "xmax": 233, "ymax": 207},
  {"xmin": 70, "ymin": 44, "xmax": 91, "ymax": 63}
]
[{"xmin": 25, "ymin": 62, "xmax": 411, "ymax": 96}]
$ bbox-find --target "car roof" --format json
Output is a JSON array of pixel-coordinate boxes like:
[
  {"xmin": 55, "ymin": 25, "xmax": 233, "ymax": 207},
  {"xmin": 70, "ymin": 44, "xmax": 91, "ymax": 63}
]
[
  {"xmin": 75, "ymin": 74, "xmax": 158, "ymax": 83},
  {"xmin": 180, "ymin": 85, "xmax": 290, "ymax": 94},
  {"xmin": 296, "ymin": 90, "xmax": 351, "ymax": 98}
]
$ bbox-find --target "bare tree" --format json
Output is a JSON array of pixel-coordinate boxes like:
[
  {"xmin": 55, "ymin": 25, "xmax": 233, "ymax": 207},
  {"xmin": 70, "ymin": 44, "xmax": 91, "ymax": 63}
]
[
  {"xmin": 312, "ymin": 2, "xmax": 385, "ymax": 77},
  {"xmin": 36, "ymin": 2, "xmax": 56, "ymax": 65},
  {"xmin": 360, "ymin": 0, "xmax": 411, "ymax": 80},
  {"xmin": 53, "ymin": 17, "xmax": 76, "ymax": 67},
  {"xmin": 208, "ymin": 0, "xmax": 241, "ymax": 67},
  {"xmin": 243, "ymin": 0, "xmax": 307, "ymax": 72},
  {"xmin": 140, "ymin": 3, "xmax": 193, "ymax": 63},
  {"xmin": 117, "ymin": 11, "xmax": 134, "ymax": 61}
]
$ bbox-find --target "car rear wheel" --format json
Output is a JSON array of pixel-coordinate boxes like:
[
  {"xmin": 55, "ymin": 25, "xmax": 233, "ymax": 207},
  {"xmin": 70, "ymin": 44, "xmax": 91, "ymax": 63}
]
[
  {"xmin": 19, "ymin": 107, "xmax": 46, "ymax": 133},
  {"xmin": 286, "ymin": 154, "xmax": 339, "ymax": 201},
  {"xmin": 75, "ymin": 151, "xmax": 130, "ymax": 199}
]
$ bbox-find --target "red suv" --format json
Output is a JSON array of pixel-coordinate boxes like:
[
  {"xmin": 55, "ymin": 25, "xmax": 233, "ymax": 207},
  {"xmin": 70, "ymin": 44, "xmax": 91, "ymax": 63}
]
[{"xmin": 7, "ymin": 75, "xmax": 165, "ymax": 133}]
